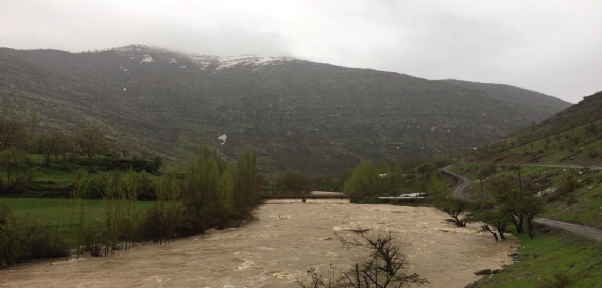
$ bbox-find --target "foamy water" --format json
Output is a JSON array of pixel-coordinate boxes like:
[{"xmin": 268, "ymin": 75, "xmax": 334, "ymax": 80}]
[{"xmin": 0, "ymin": 200, "xmax": 516, "ymax": 287}]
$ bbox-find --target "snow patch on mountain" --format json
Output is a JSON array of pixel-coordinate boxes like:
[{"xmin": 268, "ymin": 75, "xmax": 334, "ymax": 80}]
[
  {"xmin": 218, "ymin": 134, "xmax": 227, "ymax": 145},
  {"xmin": 214, "ymin": 55, "xmax": 293, "ymax": 71},
  {"xmin": 190, "ymin": 54, "xmax": 216, "ymax": 70},
  {"xmin": 140, "ymin": 55, "xmax": 154, "ymax": 63}
]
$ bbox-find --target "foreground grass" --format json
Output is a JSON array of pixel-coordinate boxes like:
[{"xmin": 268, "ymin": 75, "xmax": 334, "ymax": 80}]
[{"xmin": 476, "ymin": 228, "xmax": 602, "ymax": 287}]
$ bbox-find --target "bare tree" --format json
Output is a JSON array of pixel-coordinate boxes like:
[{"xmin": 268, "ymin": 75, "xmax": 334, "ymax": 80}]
[
  {"xmin": 299, "ymin": 230, "xmax": 427, "ymax": 288},
  {"xmin": 35, "ymin": 131, "xmax": 70, "ymax": 167},
  {"xmin": 0, "ymin": 119, "xmax": 27, "ymax": 150},
  {"xmin": 74, "ymin": 129, "xmax": 109, "ymax": 158},
  {"xmin": 0, "ymin": 148, "xmax": 29, "ymax": 185}
]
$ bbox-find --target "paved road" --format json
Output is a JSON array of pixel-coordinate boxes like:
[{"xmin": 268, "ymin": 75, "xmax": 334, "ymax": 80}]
[
  {"xmin": 520, "ymin": 164, "xmax": 602, "ymax": 170},
  {"xmin": 532, "ymin": 218, "xmax": 602, "ymax": 241},
  {"xmin": 442, "ymin": 165, "xmax": 602, "ymax": 242},
  {"xmin": 440, "ymin": 165, "xmax": 473, "ymax": 199}
]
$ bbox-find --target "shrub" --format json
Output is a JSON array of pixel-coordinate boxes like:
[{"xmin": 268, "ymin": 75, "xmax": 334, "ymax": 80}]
[
  {"xmin": 0, "ymin": 205, "xmax": 69, "ymax": 268},
  {"xmin": 275, "ymin": 172, "xmax": 312, "ymax": 194}
]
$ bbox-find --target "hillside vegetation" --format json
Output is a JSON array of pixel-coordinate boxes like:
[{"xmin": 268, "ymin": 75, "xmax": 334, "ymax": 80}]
[
  {"xmin": 0, "ymin": 45, "xmax": 570, "ymax": 173},
  {"xmin": 444, "ymin": 90, "xmax": 602, "ymax": 287},
  {"xmin": 468, "ymin": 91, "xmax": 602, "ymax": 166}
]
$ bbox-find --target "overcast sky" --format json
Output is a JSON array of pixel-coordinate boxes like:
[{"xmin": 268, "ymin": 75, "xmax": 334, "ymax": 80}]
[{"xmin": 1, "ymin": 0, "xmax": 601, "ymax": 103}]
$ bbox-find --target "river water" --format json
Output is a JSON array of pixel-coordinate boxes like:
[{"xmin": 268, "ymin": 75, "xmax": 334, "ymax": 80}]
[{"xmin": 0, "ymin": 200, "xmax": 516, "ymax": 288}]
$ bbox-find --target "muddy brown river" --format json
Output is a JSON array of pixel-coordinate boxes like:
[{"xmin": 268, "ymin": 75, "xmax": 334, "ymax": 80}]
[{"xmin": 0, "ymin": 200, "xmax": 517, "ymax": 287}]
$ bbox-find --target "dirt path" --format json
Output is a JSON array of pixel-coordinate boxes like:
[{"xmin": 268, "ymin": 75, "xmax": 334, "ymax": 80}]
[{"xmin": 443, "ymin": 165, "xmax": 602, "ymax": 242}]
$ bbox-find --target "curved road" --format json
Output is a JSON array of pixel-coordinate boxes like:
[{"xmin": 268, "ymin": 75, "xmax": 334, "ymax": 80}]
[
  {"xmin": 519, "ymin": 164, "xmax": 602, "ymax": 170},
  {"xmin": 441, "ymin": 165, "xmax": 473, "ymax": 199},
  {"xmin": 441, "ymin": 165, "xmax": 602, "ymax": 242}
]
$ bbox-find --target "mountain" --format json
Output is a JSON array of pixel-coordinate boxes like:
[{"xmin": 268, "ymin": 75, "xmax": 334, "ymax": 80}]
[
  {"xmin": 438, "ymin": 79, "xmax": 570, "ymax": 123},
  {"xmin": 0, "ymin": 45, "xmax": 571, "ymax": 173},
  {"xmin": 469, "ymin": 90, "xmax": 602, "ymax": 165}
]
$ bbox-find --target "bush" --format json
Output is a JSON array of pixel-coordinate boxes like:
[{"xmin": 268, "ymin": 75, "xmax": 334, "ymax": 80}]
[
  {"xmin": 137, "ymin": 172, "xmax": 157, "ymax": 200},
  {"xmin": 0, "ymin": 205, "xmax": 69, "ymax": 268},
  {"xmin": 275, "ymin": 172, "xmax": 312, "ymax": 194}
]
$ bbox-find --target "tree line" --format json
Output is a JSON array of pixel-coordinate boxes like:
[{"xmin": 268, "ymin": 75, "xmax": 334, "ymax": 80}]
[
  {"xmin": 0, "ymin": 143, "xmax": 263, "ymax": 268},
  {"xmin": 0, "ymin": 118, "xmax": 122, "ymax": 193},
  {"xmin": 341, "ymin": 158, "xmax": 547, "ymax": 241}
]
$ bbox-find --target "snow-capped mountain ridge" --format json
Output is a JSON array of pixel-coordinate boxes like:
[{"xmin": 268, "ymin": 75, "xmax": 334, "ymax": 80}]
[{"xmin": 109, "ymin": 45, "xmax": 294, "ymax": 71}]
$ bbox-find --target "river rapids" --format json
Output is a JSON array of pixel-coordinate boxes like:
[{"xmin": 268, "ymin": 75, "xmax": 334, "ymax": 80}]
[{"xmin": 0, "ymin": 199, "xmax": 516, "ymax": 287}]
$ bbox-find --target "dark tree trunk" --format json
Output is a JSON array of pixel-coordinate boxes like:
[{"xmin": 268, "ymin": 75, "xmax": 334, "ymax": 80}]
[
  {"xmin": 453, "ymin": 217, "xmax": 466, "ymax": 227},
  {"xmin": 511, "ymin": 214, "xmax": 524, "ymax": 233},
  {"xmin": 526, "ymin": 218, "xmax": 535, "ymax": 238},
  {"xmin": 495, "ymin": 224, "xmax": 507, "ymax": 240},
  {"xmin": 482, "ymin": 225, "xmax": 499, "ymax": 241}
]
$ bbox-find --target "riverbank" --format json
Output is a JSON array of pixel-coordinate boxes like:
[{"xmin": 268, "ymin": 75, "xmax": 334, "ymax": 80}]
[{"xmin": 1, "ymin": 201, "xmax": 516, "ymax": 287}]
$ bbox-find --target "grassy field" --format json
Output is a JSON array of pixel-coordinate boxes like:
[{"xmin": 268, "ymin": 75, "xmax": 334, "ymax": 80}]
[
  {"xmin": 1, "ymin": 197, "xmax": 155, "ymax": 246},
  {"xmin": 477, "ymin": 228, "xmax": 602, "ymax": 287},
  {"xmin": 1, "ymin": 198, "xmax": 155, "ymax": 226}
]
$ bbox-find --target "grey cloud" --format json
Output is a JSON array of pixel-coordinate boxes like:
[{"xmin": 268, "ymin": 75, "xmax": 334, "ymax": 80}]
[{"xmin": 1, "ymin": 0, "xmax": 601, "ymax": 103}]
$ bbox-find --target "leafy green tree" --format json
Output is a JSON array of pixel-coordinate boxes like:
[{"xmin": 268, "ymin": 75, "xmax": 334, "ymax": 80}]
[
  {"xmin": 154, "ymin": 173, "xmax": 182, "ymax": 243},
  {"xmin": 473, "ymin": 208, "xmax": 511, "ymax": 241},
  {"xmin": 486, "ymin": 174, "xmax": 526, "ymax": 233},
  {"xmin": 485, "ymin": 170, "xmax": 545, "ymax": 236},
  {"xmin": 177, "ymin": 146, "xmax": 261, "ymax": 231},
  {"xmin": 232, "ymin": 148, "xmax": 262, "ymax": 218},
  {"xmin": 139, "ymin": 145, "xmax": 263, "ymax": 242},
  {"xmin": 426, "ymin": 171, "xmax": 470, "ymax": 227},
  {"xmin": 425, "ymin": 174, "xmax": 449, "ymax": 196},
  {"xmin": 344, "ymin": 160, "xmax": 390, "ymax": 196},
  {"xmin": 522, "ymin": 196, "xmax": 546, "ymax": 238},
  {"xmin": 434, "ymin": 197, "xmax": 470, "ymax": 227},
  {"xmin": 180, "ymin": 145, "xmax": 221, "ymax": 223}
]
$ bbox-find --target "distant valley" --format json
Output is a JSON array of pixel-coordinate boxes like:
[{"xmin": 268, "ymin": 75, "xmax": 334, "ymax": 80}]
[{"xmin": 0, "ymin": 45, "xmax": 571, "ymax": 173}]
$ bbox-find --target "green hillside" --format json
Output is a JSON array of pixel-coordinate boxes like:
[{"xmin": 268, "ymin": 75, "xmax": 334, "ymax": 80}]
[{"xmin": 468, "ymin": 91, "xmax": 602, "ymax": 166}]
